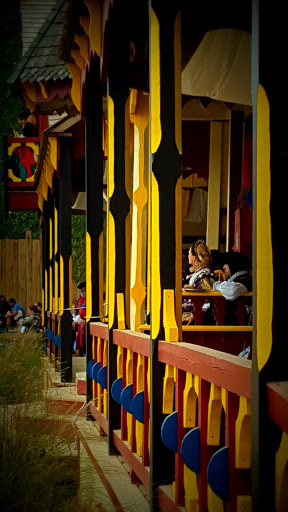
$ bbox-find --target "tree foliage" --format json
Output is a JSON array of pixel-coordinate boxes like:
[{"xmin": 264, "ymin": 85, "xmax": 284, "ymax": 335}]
[
  {"xmin": 71, "ymin": 215, "xmax": 86, "ymax": 284},
  {"xmin": 0, "ymin": 2, "xmax": 40, "ymax": 240}
]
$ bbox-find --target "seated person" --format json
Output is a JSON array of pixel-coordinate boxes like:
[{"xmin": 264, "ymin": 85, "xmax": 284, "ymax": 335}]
[
  {"xmin": 183, "ymin": 239, "xmax": 215, "ymax": 291},
  {"xmin": 182, "ymin": 240, "xmax": 215, "ymax": 325},
  {"xmin": 213, "ymin": 251, "xmax": 252, "ymax": 300},
  {"xmin": 0, "ymin": 295, "xmax": 11, "ymax": 329},
  {"xmin": 18, "ymin": 108, "xmax": 37, "ymax": 137},
  {"xmin": 5, "ymin": 298, "xmax": 25, "ymax": 328},
  {"xmin": 35, "ymin": 301, "xmax": 42, "ymax": 326},
  {"xmin": 18, "ymin": 305, "xmax": 41, "ymax": 333},
  {"xmin": 213, "ymin": 251, "xmax": 252, "ymax": 325}
]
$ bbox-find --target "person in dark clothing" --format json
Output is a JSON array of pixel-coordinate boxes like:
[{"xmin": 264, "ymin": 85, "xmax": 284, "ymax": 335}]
[
  {"xmin": 213, "ymin": 251, "xmax": 252, "ymax": 300},
  {"xmin": 18, "ymin": 304, "xmax": 41, "ymax": 333},
  {"xmin": 213, "ymin": 251, "xmax": 252, "ymax": 325},
  {"xmin": 0, "ymin": 295, "xmax": 11, "ymax": 329},
  {"xmin": 18, "ymin": 109, "xmax": 37, "ymax": 137}
]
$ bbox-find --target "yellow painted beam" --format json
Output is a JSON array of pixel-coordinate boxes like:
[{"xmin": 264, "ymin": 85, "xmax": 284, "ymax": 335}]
[
  {"xmin": 162, "ymin": 363, "xmax": 175, "ymax": 414},
  {"xmin": 75, "ymin": 33, "xmax": 89, "ymax": 62},
  {"xmin": 184, "ymin": 466, "xmax": 199, "ymax": 512},
  {"xmin": 256, "ymin": 85, "xmax": 273, "ymax": 371},
  {"xmin": 116, "ymin": 293, "xmax": 126, "ymax": 330},
  {"xmin": 84, "ymin": 0, "xmax": 102, "ymax": 57},
  {"xmin": 71, "ymin": 48, "xmax": 86, "ymax": 71},
  {"xmin": 54, "ymin": 207, "xmax": 58, "ymax": 313},
  {"xmin": 150, "ymin": 8, "xmax": 161, "ymax": 153},
  {"xmin": 183, "ymin": 373, "xmax": 198, "ymax": 428},
  {"xmin": 163, "ymin": 289, "xmax": 178, "ymax": 342},
  {"xmin": 151, "ymin": 173, "xmax": 161, "ymax": 340},
  {"xmin": 235, "ymin": 396, "xmax": 251, "ymax": 469},
  {"xmin": 68, "ymin": 62, "xmax": 82, "ymax": 114},
  {"xmin": 206, "ymin": 121, "xmax": 222, "ymax": 250},
  {"xmin": 107, "ymin": 96, "xmax": 115, "ymax": 329},
  {"xmin": 130, "ymin": 91, "xmax": 149, "ymax": 331},
  {"xmin": 208, "ymin": 484, "xmax": 224, "ymax": 512},
  {"xmin": 237, "ymin": 496, "xmax": 252, "ymax": 512},
  {"xmin": 86, "ymin": 232, "xmax": 92, "ymax": 321},
  {"xmin": 207, "ymin": 384, "xmax": 222, "ymax": 446}
]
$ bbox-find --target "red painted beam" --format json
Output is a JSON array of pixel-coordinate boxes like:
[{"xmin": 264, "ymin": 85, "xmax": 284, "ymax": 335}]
[
  {"xmin": 89, "ymin": 321, "xmax": 109, "ymax": 339},
  {"xmin": 158, "ymin": 486, "xmax": 184, "ymax": 512},
  {"xmin": 75, "ymin": 423, "xmax": 125, "ymax": 512},
  {"xmin": 8, "ymin": 192, "xmax": 38, "ymax": 210},
  {"xmin": 112, "ymin": 429, "xmax": 150, "ymax": 490},
  {"xmin": 89, "ymin": 402, "xmax": 109, "ymax": 434},
  {"xmin": 267, "ymin": 381, "xmax": 288, "ymax": 434},
  {"xmin": 158, "ymin": 341, "xmax": 251, "ymax": 398},
  {"xmin": 113, "ymin": 329, "xmax": 150, "ymax": 357}
]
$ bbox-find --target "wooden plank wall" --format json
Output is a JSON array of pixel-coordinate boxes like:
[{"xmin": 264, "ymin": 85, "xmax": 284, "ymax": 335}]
[{"xmin": 0, "ymin": 231, "xmax": 42, "ymax": 311}]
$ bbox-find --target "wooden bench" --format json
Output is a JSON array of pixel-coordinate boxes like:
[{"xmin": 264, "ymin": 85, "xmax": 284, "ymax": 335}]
[
  {"xmin": 138, "ymin": 292, "xmax": 253, "ymax": 356},
  {"xmin": 182, "ymin": 291, "xmax": 252, "ymax": 325}
]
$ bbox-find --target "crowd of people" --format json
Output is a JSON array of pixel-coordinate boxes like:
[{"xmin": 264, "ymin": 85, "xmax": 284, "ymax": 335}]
[
  {"xmin": 0, "ymin": 296, "xmax": 42, "ymax": 333},
  {"xmin": 1, "ymin": 244, "xmax": 252, "ymax": 339}
]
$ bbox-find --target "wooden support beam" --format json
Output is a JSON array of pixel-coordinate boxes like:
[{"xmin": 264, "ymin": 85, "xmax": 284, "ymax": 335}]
[
  {"xmin": 85, "ymin": 53, "xmax": 103, "ymax": 413},
  {"xmin": 149, "ymin": 2, "xmax": 182, "ymax": 509},
  {"xmin": 59, "ymin": 138, "xmax": 72, "ymax": 382},
  {"xmin": 206, "ymin": 121, "xmax": 222, "ymax": 250},
  {"xmin": 251, "ymin": 2, "xmax": 288, "ymax": 510},
  {"xmin": 227, "ymin": 111, "xmax": 244, "ymax": 251},
  {"xmin": 106, "ymin": 2, "xmax": 131, "ymax": 454}
]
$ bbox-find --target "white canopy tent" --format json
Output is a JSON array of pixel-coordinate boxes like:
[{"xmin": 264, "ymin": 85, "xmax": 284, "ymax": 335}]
[{"xmin": 181, "ymin": 28, "xmax": 252, "ymax": 106}]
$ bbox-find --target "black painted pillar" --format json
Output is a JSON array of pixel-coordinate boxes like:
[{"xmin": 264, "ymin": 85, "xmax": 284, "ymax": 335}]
[
  {"xmin": 42, "ymin": 200, "xmax": 50, "ymax": 328},
  {"xmin": 59, "ymin": 137, "xmax": 72, "ymax": 383},
  {"xmin": 85, "ymin": 53, "xmax": 103, "ymax": 412},
  {"xmin": 149, "ymin": 1, "xmax": 182, "ymax": 509},
  {"xmin": 252, "ymin": 0, "xmax": 288, "ymax": 509},
  {"xmin": 106, "ymin": 0, "xmax": 132, "ymax": 453}
]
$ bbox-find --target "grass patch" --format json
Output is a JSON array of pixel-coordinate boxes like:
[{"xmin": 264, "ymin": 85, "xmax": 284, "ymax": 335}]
[{"xmin": 0, "ymin": 333, "xmax": 83, "ymax": 511}]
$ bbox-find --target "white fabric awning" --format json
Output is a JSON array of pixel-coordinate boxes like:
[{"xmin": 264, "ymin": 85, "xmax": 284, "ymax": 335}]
[
  {"xmin": 72, "ymin": 191, "xmax": 107, "ymax": 211},
  {"xmin": 182, "ymin": 29, "xmax": 252, "ymax": 106}
]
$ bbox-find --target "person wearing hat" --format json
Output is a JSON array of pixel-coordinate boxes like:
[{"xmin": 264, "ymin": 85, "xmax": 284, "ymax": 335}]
[
  {"xmin": 182, "ymin": 240, "xmax": 216, "ymax": 325},
  {"xmin": 212, "ymin": 251, "xmax": 252, "ymax": 301}
]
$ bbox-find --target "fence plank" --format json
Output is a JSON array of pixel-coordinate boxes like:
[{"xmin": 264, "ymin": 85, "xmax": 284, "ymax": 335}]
[
  {"xmin": 12, "ymin": 240, "xmax": 18, "ymax": 302},
  {"xmin": 26, "ymin": 231, "xmax": 33, "ymax": 307},
  {"xmin": 32, "ymin": 239, "xmax": 41, "ymax": 303},
  {"xmin": 5, "ymin": 240, "xmax": 15, "ymax": 299},
  {"xmin": 0, "ymin": 240, "xmax": 6, "ymax": 293},
  {"xmin": 18, "ymin": 239, "xmax": 27, "ymax": 309}
]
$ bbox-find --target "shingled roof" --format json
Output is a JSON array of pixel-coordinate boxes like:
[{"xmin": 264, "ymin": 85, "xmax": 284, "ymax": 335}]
[{"xmin": 8, "ymin": 0, "xmax": 70, "ymax": 85}]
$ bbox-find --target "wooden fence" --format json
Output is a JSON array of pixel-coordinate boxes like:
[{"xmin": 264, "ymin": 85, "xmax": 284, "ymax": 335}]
[{"xmin": 0, "ymin": 230, "xmax": 42, "ymax": 311}]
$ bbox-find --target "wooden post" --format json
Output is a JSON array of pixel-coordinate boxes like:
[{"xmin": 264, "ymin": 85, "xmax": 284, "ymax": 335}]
[
  {"xmin": 59, "ymin": 137, "xmax": 72, "ymax": 383},
  {"xmin": 149, "ymin": 1, "xmax": 182, "ymax": 508},
  {"xmin": 26, "ymin": 231, "xmax": 33, "ymax": 308},
  {"xmin": 85, "ymin": 53, "xmax": 103, "ymax": 414},
  {"xmin": 251, "ymin": 1, "xmax": 288, "ymax": 510},
  {"xmin": 106, "ymin": 1, "xmax": 132, "ymax": 454},
  {"xmin": 42, "ymin": 201, "xmax": 50, "ymax": 326},
  {"xmin": 227, "ymin": 111, "xmax": 244, "ymax": 251},
  {"xmin": 206, "ymin": 121, "xmax": 222, "ymax": 250},
  {"xmin": 130, "ymin": 91, "xmax": 149, "ymax": 332},
  {"xmin": 48, "ymin": 190, "xmax": 54, "ymax": 314},
  {"xmin": 17, "ymin": 238, "xmax": 26, "ymax": 308}
]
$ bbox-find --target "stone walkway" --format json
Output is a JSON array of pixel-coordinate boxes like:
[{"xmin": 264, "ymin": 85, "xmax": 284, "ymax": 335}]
[{"xmin": 44, "ymin": 360, "xmax": 150, "ymax": 512}]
